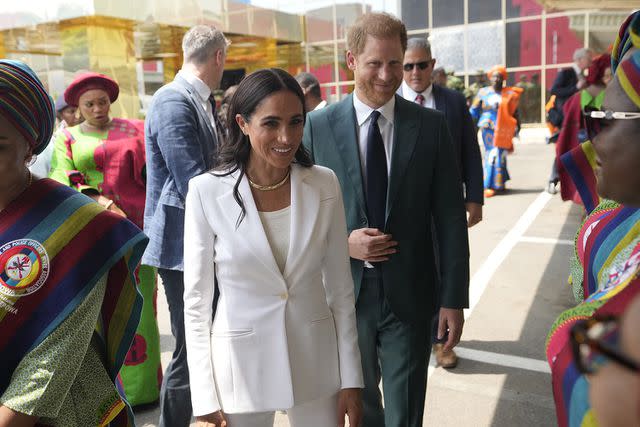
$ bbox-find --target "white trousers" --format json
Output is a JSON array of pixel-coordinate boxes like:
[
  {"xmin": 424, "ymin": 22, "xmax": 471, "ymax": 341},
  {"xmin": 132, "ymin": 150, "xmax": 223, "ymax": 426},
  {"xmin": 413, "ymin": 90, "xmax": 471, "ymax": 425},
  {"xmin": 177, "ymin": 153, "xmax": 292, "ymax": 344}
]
[{"xmin": 224, "ymin": 394, "xmax": 338, "ymax": 427}]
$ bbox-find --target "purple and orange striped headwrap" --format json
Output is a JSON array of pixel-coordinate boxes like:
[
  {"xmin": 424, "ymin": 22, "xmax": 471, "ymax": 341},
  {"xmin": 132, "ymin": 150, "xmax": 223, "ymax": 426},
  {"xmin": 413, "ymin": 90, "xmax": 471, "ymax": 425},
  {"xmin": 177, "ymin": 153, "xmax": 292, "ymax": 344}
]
[
  {"xmin": 612, "ymin": 11, "xmax": 640, "ymax": 109},
  {"xmin": 0, "ymin": 60, "xmax": 55, "ymax": 155}
]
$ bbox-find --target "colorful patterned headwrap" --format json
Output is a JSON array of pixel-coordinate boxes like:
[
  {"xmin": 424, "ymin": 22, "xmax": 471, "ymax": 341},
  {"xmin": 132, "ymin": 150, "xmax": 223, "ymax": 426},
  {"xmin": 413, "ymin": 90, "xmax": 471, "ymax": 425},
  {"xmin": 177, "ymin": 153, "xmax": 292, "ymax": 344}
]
[
  {"xmin": 0, "ymin": 60, "xmax": 55, "ymax": 155},
  {"xmin": 487, "ymin": 65, "xmax": 508, "ymax": 81},
  {"xmin": 612, "ymin": 11, "xmax": 640, "ymax": 109}
]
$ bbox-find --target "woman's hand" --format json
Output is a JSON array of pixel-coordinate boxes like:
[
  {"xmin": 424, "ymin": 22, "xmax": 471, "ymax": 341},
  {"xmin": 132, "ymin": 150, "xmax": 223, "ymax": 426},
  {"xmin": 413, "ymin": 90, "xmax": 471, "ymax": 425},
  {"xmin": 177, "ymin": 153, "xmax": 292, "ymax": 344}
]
[
  {"xmin": 195, "ymin": 411, "xmax": 227, "ymax": 427},
  {"xmin": 337, "ymin": 388, "xmax": 362, "ymax": 427}
]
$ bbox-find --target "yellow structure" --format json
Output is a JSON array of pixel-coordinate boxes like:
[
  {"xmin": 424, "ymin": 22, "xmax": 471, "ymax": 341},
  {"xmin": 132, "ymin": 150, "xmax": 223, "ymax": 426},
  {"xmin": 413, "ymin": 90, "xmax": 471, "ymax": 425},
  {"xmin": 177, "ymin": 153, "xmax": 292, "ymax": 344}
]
[{"xmin": 1, "ymin": 0, "xmax": 637, "ymax": 122}]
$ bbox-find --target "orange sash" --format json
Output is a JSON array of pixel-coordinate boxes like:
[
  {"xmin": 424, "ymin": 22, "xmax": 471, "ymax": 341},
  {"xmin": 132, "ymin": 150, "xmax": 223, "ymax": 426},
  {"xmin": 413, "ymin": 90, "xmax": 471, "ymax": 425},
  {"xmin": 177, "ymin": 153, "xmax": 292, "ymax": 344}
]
[{"xmin": 493, "ymin": 86, "xmax": 523, "ymax": 150}]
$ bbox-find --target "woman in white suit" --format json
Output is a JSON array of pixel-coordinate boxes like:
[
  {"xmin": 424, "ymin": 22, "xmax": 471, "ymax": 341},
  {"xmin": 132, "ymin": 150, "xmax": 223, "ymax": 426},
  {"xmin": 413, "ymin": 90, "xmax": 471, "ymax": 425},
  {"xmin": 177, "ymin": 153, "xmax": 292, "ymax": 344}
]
[{"xmin": 183, "ymin": 68, "xmax": 364, "ymax": 427}]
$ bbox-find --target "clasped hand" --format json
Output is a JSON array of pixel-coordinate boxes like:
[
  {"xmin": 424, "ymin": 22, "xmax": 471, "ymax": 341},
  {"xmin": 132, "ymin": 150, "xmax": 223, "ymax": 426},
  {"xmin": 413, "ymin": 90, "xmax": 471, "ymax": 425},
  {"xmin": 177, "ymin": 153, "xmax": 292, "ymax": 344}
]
[{"xmin": 348, "ymin": 228, "xmax": 398, "ymax": 262}]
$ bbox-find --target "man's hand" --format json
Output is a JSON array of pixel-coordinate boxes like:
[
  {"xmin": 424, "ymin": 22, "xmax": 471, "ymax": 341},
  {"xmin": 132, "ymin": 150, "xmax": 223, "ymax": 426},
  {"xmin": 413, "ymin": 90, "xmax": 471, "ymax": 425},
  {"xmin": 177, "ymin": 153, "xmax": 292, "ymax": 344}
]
[
  {"xmin": 195, "ymin": 411, "xmax": 226, "ymax": 427},
  {"xmin": 337, "ymin": 388, "xmax": 362, "ymax": 427},
  {"xmin": 438, "ymin": 308, "xmax": 464, "ymax": 352},
  {"xmin": 348, "ymin": 228, "xmax": 397, "ymax": 262},
  {"xmin": 465, "ymin": 202, "xmax": 483, "ymax": 228}
]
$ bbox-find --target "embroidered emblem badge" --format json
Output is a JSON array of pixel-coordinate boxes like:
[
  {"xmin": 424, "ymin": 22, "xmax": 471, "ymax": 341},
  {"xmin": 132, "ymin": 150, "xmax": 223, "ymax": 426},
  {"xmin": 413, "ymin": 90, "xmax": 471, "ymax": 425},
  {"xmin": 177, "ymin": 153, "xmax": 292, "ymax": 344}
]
[{"xmin": 0, "ymin": 239, "xmax": 50, "ymax": 297}]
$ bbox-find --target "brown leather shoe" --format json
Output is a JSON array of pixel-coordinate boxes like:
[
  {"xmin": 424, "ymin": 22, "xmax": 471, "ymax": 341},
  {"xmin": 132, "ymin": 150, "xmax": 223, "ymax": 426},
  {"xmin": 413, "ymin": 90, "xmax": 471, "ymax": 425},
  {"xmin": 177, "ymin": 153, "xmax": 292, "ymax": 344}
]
[{"xmin": 434, "ymin": 343, "xmax": 458, "ymax": 369}]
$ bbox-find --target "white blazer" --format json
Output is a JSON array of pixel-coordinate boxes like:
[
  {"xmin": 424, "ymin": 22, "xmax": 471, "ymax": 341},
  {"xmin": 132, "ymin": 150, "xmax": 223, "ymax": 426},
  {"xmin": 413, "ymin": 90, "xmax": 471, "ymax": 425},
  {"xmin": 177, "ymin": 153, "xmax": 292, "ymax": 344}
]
[{"xmin": 183, "ymin": 164, "xmax": 364, "ymax": 416}]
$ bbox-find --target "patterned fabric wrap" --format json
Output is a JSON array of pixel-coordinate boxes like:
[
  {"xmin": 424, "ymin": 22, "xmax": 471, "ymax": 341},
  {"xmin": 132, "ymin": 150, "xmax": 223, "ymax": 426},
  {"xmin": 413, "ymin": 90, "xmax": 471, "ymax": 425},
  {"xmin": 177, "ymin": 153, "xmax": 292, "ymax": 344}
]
[
  {"xmin": 560, "ymin": 140, "xmax": 600, "ymax": 214},
  {"xmin": 0, "ymin": 60, "xmax": 55, "ymax": 155},
  {"xmin": 612, "ymin": 11, "xmax": 640, "ymax": 109},
  {"xmin": 556, "ymin": 92, "xmax": 597, "ymax": 205},
  {"xmin": 0, "ymin": 178, "xmax": 147, "ymax": 426},
  {"xmin": 547, "ymin": 204, "xmax": 640, "ymax": 427},
  {"xmin": 50, "ymin": 118, "xmax": 147, "ymax": 228},
  {"xmin": 611, "ymin": 11, "xmax": 640, "ymax": 74}
]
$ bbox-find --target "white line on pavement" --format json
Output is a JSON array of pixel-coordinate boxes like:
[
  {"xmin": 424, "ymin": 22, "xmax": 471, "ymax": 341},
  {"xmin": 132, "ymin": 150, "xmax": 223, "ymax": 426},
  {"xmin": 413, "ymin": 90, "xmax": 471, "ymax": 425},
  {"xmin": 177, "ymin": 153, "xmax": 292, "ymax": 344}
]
[
  {"xmin": 455, "ymin": 347, "xmax": 551, "ymax": 374},
  {"xmin": 428, "ymin": 192, "xmax": 554, "ymax": 379},
  {"xmin": 465, "ymin": 191, "xmax": 553, "ymax": 320},
  {"xmin": 520, "ymin": 236, "xmax": 573, "ymax": 245}
]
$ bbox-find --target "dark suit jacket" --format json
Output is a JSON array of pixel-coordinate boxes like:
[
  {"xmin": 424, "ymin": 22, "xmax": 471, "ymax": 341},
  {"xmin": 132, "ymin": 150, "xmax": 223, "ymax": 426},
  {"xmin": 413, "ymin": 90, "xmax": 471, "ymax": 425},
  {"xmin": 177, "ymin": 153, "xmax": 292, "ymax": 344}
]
[
  {"xmin": 303, "ymin": 94, "xmax": 470, "ymax": 324},
  {"xmin": 431, "ymin": 85, "xmax": 483, "ymax": 204},
  {"xmin": 551, "ymin": 67, "xmax": 579, "ymax": 109},
  {"xmin": 143, "ymin": 74, "xmax": 219, "ymax": 270}
]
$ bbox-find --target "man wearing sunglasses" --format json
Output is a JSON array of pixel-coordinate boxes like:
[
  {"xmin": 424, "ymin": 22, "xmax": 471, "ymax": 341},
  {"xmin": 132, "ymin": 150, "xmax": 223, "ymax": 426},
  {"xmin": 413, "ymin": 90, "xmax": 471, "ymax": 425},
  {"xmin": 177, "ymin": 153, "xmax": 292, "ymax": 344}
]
[{"xmin": 399, "ymin": 37, "xmax": 483, "ymax": 370}]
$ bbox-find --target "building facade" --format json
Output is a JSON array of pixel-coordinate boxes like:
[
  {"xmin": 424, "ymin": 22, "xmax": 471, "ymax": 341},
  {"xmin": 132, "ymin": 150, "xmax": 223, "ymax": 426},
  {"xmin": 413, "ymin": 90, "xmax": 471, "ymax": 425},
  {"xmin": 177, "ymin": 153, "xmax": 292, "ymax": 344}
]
[{"xmin": 1, "ymin": 0, "xmax": 637, "ymax": 122}]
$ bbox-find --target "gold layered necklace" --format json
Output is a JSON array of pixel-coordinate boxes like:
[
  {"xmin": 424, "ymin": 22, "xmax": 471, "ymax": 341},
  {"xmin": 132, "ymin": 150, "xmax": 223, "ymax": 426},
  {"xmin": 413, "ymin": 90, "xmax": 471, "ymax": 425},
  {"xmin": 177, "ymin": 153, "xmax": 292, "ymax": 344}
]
[{"xmin": 248, "ymin": 168, "xmax": 290, "ymax": 191}]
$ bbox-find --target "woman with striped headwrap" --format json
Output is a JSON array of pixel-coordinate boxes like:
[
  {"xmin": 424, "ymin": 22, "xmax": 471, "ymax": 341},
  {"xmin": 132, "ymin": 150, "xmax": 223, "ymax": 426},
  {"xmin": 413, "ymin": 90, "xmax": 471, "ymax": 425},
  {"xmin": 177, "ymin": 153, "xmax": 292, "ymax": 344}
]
[
  {"xmin": 546, "ymin": 10, "xmax": 640, "ymax": 427},
  {"xmin": 0, "ymin": 60, "xmax": 147, "ymax": 426}
]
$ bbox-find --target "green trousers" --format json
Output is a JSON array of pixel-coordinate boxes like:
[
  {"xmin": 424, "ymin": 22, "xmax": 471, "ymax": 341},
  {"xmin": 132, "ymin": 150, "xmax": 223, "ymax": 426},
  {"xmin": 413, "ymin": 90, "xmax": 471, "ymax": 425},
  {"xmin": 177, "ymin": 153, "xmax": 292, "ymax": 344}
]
[{"xmin": 356, "ymin": 268, "xmax": 432, "ymax": 427}]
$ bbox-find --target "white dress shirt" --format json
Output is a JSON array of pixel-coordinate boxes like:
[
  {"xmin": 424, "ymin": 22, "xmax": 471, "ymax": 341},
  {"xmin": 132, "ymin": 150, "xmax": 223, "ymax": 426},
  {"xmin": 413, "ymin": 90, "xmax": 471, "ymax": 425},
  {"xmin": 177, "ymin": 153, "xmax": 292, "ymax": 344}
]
[
  {"xmin": 353, "ymin": 92, "xmax": 395, "ymax": 268},
  {"xmin": 177, "ymin": 69, "xmax": 217, "ymax": 134},
  {"xmin": 401, "ymin": 80, "xmax": 435, "ymax": 109},
  {"xmin": 353, "ymin": 92, "xmax": 395, "ymax": 184}
]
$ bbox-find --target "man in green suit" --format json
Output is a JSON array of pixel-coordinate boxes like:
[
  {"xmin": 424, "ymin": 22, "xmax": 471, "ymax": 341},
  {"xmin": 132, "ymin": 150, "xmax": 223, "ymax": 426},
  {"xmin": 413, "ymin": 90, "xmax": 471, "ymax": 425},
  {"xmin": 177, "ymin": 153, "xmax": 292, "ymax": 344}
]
[{"xmin": 303, "ymin": 12, "xmax": 470, "ymax": 427}]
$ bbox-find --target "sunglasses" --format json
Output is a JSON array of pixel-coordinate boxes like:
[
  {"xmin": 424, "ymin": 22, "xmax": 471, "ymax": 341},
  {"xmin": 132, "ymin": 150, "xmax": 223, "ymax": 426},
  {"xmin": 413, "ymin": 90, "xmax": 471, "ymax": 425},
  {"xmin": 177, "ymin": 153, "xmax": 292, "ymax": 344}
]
[
  {"xmin": 583, "ymin": 106, "xmax": 640, "ymax": 141},
  {"xmin": 570, "ymin": 315, "xmax": 640, "ymax": 375},
  {"xmin": 403, "ymin": 60, "xmax": 433, "ymax": 72}
]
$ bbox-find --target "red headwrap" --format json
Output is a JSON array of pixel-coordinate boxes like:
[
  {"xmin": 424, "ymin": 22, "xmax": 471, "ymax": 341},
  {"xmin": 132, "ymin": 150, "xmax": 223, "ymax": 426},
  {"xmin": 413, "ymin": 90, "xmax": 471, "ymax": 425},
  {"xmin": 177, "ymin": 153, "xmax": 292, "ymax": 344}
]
[
  {"xmin": 64, "ymin": 72, "xmax": 119, "ymax": 107},
  {"xmin": 585, "ymin": 54, "xmax": 612, "ymax": 86}
]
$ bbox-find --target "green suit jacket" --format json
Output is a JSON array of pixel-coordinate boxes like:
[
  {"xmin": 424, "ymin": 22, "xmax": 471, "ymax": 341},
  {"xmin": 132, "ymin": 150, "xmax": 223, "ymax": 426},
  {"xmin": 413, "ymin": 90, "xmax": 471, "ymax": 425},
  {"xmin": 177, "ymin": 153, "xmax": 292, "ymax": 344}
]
[{"xmin": 303, "ymin": 94, "xmax": 470, "ymax": 324}]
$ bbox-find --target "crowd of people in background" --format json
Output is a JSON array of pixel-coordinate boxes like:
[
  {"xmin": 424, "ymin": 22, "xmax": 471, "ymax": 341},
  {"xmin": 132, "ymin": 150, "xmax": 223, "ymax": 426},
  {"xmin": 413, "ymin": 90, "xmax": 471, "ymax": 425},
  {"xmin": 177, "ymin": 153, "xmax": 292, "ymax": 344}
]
[{"xmin": 0, "ymin": 7, "xmax": 639, "ymax": 427}]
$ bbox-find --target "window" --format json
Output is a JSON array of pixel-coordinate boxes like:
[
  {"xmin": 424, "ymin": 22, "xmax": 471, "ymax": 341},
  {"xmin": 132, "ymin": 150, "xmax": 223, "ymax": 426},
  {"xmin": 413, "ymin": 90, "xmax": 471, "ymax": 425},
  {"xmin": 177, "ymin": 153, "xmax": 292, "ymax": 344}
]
[
  {"xmin": 506, "ymin": 20, "xmax": 541, "ymax": 68},
  {"xmin": 469, "ymin": 0, "xmax": 501, "ymax": 24},
  {"xmin": 433, "ymin": 0, "xmax": 464, "ymax": 28},
  {"xmin": 401, "ymin": 0, "xmax": 429, "ymax": 30},
  {"xmin": 545, "ymin": 15, "xmax": 585, "ymax": 65}
]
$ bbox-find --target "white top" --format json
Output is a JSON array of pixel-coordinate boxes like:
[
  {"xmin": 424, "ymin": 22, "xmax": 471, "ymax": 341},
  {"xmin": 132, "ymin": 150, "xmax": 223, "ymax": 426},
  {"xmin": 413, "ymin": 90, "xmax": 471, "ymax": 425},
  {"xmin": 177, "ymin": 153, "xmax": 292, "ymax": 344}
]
[
  {"xmin": 177, "ymin": 69, "xmax": 217, "ymax": 134},
  {"xmin": 401, "ymin": 80, "xmax": 435, "ymax": 109},
  {"xmin": 258, "ymin": 206, "xmax": 291, "ymax": 274},
  {"xmin": 352, "ymin": 92, "xmax": 395, "ymax": 183}
]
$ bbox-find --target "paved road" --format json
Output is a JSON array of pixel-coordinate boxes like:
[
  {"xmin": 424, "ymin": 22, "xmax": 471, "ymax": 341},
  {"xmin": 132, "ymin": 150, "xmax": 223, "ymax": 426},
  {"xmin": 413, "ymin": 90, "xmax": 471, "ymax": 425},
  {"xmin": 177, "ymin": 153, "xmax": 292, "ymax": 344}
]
[{"xmin": 135, "ymin": 128, "xmax": 579, "ymax": 426}]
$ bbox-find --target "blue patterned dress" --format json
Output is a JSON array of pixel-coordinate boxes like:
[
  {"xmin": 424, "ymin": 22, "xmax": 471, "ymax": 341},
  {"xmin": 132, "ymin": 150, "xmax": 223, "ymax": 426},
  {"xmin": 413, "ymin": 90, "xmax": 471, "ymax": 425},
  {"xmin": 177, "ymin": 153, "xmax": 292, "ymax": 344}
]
[{"xmin": 470, "ymin": 86, "xmax": 509, "ymax": 190}]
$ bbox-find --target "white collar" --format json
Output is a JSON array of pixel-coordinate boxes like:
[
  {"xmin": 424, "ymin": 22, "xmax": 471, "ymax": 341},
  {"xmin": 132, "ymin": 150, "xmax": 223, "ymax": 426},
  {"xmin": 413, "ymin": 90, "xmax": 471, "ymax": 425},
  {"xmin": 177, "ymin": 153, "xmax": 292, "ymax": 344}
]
[
  {"xmin": 401, "ymin": 80, "xmax": 432, "ymax": 103},
  {"xmin": 572, "ymin": 63, "xmax": 582, "ymax": 78},
  {"xmin": 178, "ymin": 69, "xmax": 212, "ymax": 101},
  {"xmin": 353, "ymin": 91, "xmax": 395, "ymax": 126}
]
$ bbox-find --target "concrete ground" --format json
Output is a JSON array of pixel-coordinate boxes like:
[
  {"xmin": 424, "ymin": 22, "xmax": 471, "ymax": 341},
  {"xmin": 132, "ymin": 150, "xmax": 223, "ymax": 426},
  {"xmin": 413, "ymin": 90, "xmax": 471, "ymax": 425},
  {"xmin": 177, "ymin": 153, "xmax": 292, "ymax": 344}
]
[{"xmin": 135, "ymin": 127, "xmax": 579, "ymax": 426}]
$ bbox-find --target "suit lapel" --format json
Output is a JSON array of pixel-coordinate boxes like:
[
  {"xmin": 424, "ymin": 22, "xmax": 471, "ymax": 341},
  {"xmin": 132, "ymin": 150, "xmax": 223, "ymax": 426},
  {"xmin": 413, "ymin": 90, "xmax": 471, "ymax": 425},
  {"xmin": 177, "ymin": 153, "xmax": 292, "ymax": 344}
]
[
  {"xmin": 387, "ymin": 95, "xmax": 418, "ymax": 223},
  {"xmin": 433, "ymin": 85, "xmax": 447, "ymax": 116},
  {"xmin": 175, "ymin": 75, "xmax": 217, "ymax": 145},
  {"xmin": 282, "ymin": 166, "xmax": 319, "ymax": 279},
  {"xmin": 217, "ymin": 172, "xmax": 284, "ymax": 284},
  {"xmin": 328, "ymin": 95, "xmax": 367, "ymax": 213}
]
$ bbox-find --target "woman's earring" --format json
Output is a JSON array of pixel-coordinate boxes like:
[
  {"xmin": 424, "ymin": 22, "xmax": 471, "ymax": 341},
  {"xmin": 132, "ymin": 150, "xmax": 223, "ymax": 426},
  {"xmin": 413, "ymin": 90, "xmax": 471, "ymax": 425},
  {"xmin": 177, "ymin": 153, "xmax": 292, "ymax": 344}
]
[{"xmin": 25, "ymin": 155, "xmax": 37, "ymax": 167}]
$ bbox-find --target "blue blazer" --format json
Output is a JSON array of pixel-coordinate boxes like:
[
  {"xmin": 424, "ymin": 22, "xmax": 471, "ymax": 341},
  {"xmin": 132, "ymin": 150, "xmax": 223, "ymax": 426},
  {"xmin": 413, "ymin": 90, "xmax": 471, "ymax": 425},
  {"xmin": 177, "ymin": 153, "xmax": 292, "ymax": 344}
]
[
  {"xmin": 399, "ymin": 84, "xmax": 484, "ymax": 204},
  {"xmin": 142, "ymin": 75, "xmax": 219, "ymax": 270}
]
